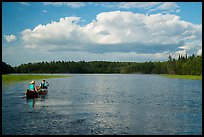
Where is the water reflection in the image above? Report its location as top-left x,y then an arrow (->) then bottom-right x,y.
26,94 -> 48,109
26,99 -> 35,108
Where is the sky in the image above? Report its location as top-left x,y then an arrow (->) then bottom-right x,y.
2,2 -> 202,66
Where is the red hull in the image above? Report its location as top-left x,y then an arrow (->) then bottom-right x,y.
26,89 -> 38,99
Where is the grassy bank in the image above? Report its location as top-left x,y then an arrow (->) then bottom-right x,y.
2,74 -> 72,83
162,74 -> 202,80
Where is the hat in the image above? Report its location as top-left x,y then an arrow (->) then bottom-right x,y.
30,80 -> 35,84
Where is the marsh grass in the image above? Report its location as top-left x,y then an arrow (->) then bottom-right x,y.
2,74 -> 72,83
162,74 -> 202,80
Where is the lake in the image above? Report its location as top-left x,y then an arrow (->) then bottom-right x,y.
2,74 -> 202,135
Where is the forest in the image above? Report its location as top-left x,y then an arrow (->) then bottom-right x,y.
2,54 -> 202,75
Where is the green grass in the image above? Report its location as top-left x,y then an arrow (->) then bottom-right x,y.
2,74 -> 72,83
162,74 -> 202,80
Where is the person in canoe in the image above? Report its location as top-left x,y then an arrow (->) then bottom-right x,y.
39,79 -> 49,89
27,80 -> 39,98
29,80 -> 38,91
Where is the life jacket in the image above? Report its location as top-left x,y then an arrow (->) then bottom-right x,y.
41,82 -> 47,89
29,84 -> 35,91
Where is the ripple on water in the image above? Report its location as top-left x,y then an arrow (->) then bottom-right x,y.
2,74 -> 202,135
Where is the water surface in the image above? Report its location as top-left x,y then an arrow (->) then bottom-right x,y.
2,74 -> 202,135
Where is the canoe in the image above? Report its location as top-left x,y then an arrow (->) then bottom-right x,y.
38,89 -> 48,95
26,89 -> 38,99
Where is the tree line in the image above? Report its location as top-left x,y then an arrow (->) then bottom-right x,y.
2,61 -> 14,74
2,54 -> 202,75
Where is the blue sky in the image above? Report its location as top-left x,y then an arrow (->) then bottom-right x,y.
2,2 -> 202,66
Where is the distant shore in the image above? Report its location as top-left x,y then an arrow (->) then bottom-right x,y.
162,74 -> 202,80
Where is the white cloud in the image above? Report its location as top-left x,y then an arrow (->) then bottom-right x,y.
21,16 -> 82,51
108,2 -> 180,14
148,2 -> 180,14
43,2 -> 85,8
117,2 -> 161,9
42,10 -> 47,13
19,2 -> 30,6
42,2 -> 180,14
176,39 -> 202,57
197,49 -> 202,55
3,45 -> 170,66
157,2 -> 179,10
20,11 -> 201,56
4,34 -> 17,43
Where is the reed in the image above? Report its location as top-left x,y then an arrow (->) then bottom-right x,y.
2,74 -> 71,83
162,74 -> 202,80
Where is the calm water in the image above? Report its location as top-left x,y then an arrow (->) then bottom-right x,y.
2,74 -> 202,135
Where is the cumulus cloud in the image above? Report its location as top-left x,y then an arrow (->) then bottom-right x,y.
4,34 -> 17,43
43,2 -> 85,8
20,11 -> 202,56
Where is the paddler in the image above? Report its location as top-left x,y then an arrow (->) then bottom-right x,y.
28,80 -> 39,94
39,79 -> 49,89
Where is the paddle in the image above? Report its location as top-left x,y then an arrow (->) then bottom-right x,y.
36,89 -> 40,98
21,90 -> 27,98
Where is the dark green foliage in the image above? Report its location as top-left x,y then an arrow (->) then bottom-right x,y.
2,61 -> 14,74
4,54 -> 202,75
167,54 -> 202,76
152,62 -> 167,74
